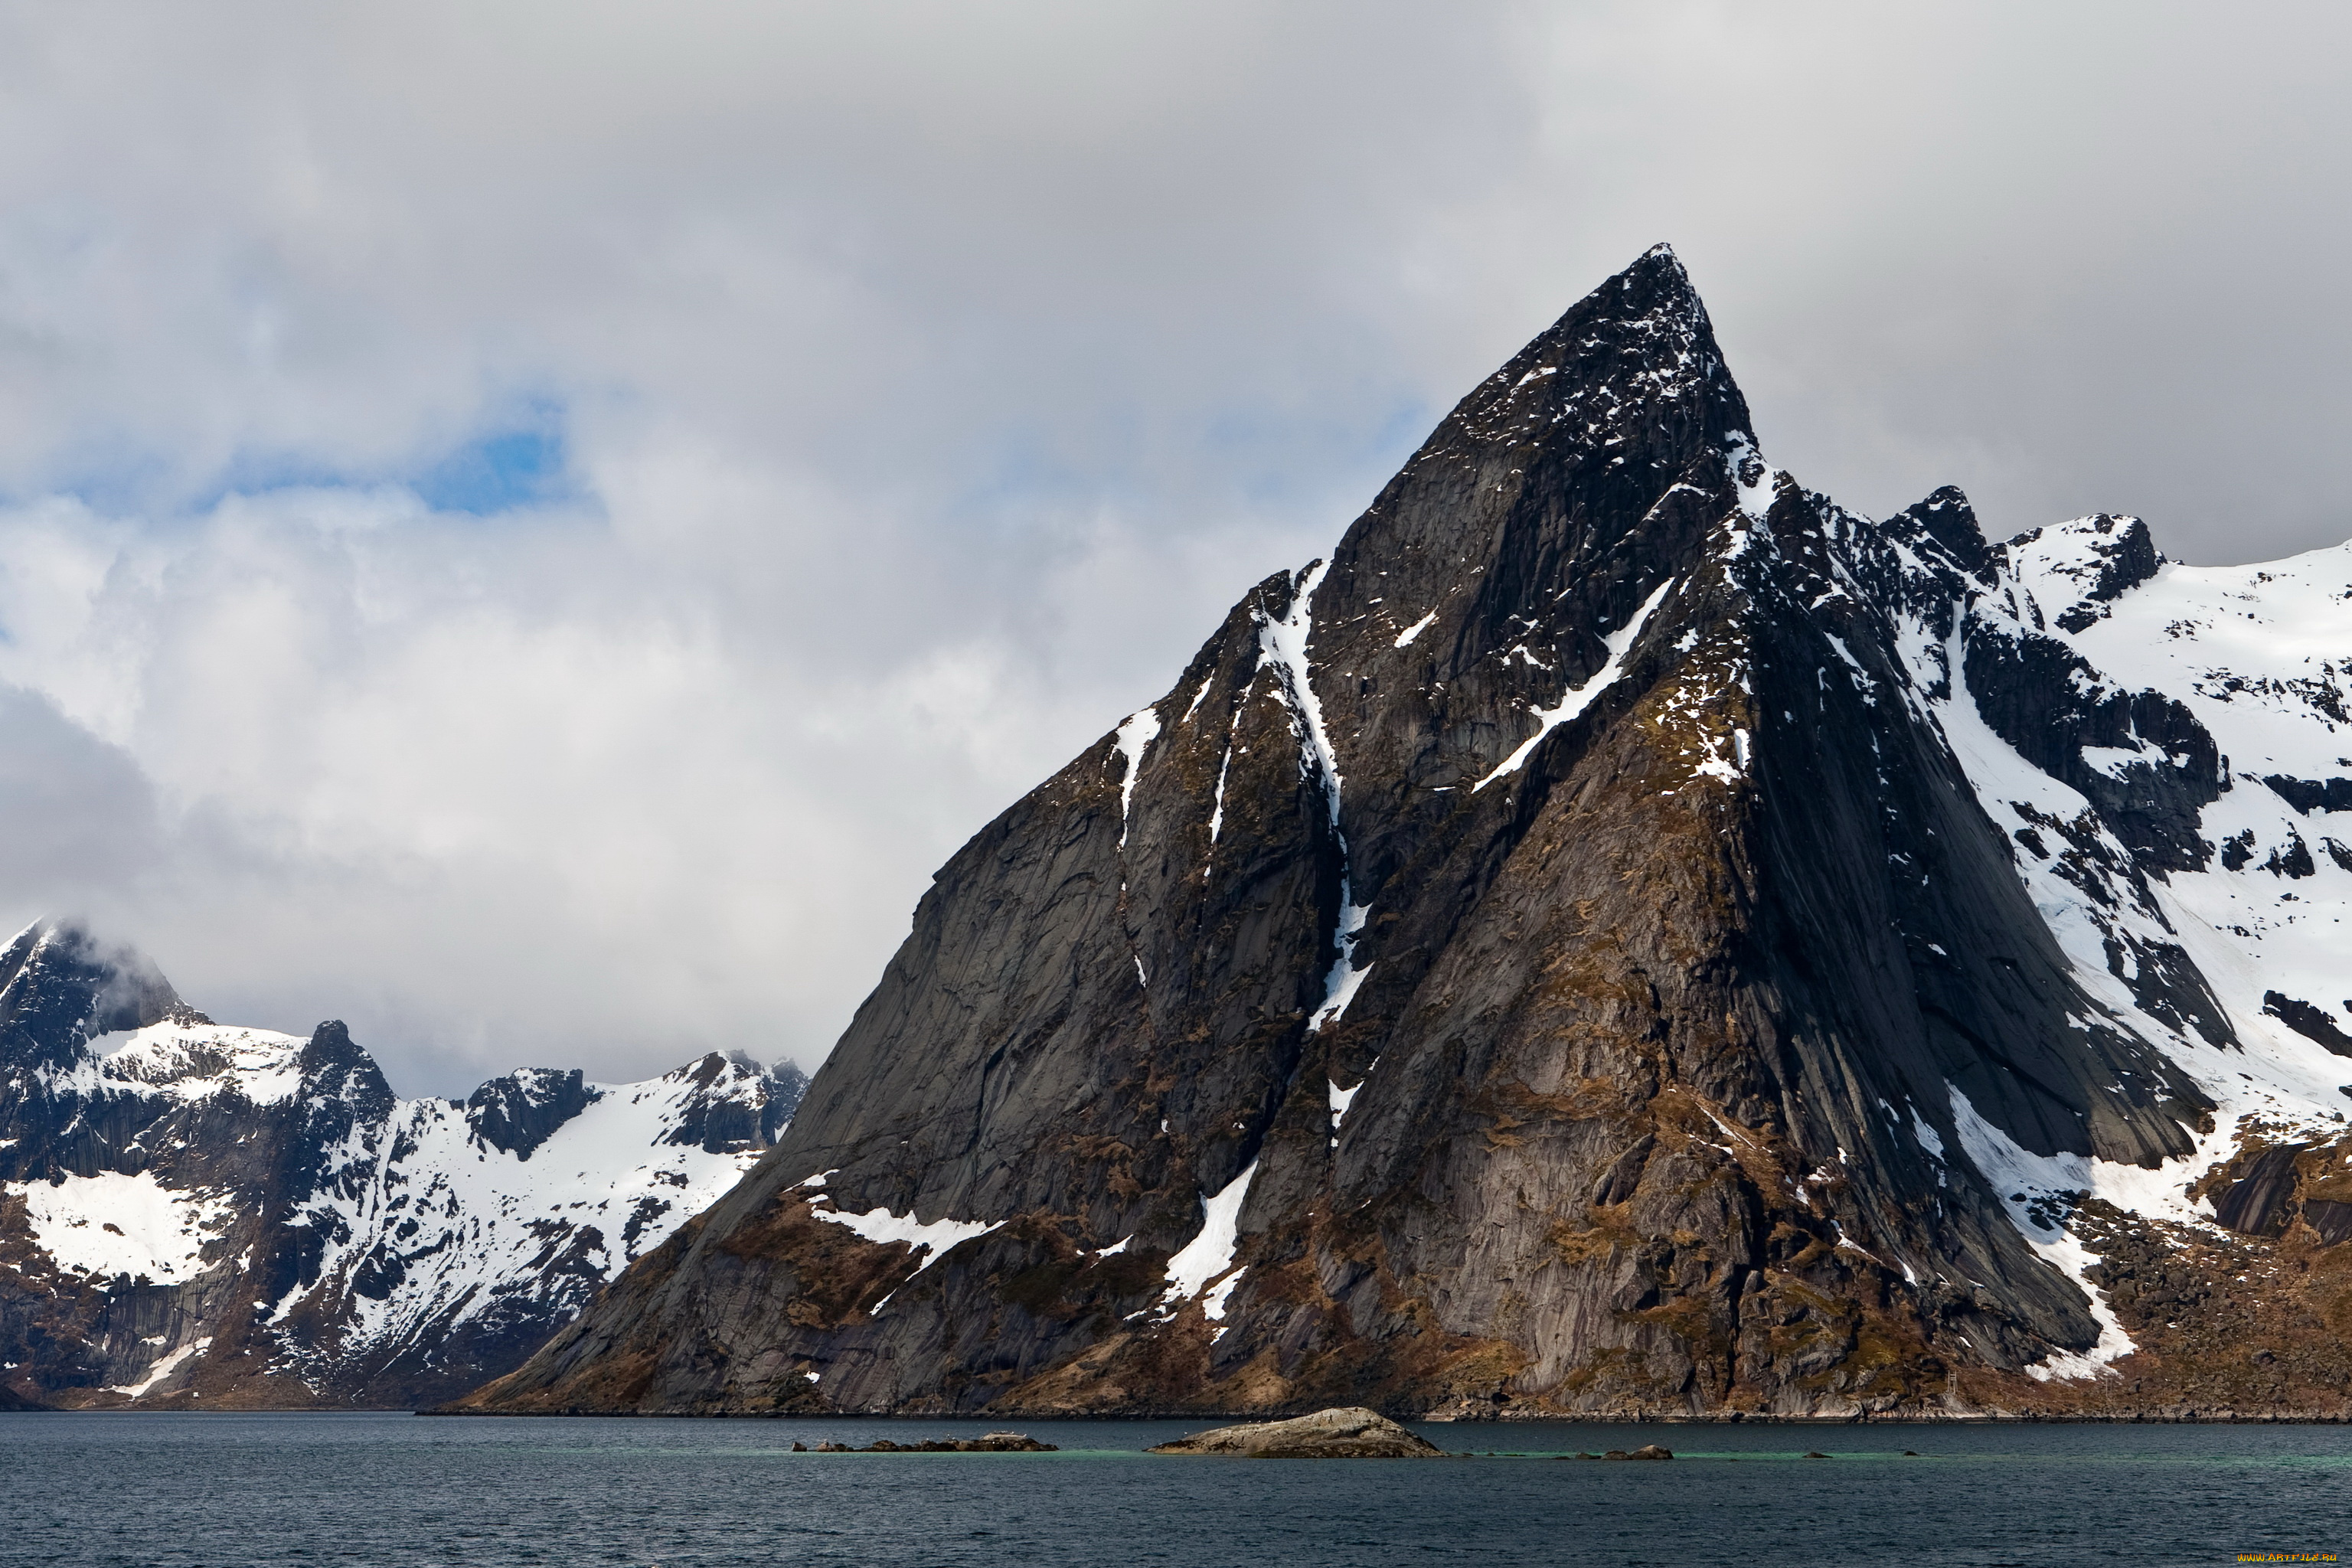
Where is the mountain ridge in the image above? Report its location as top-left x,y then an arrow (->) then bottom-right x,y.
0,917 -> 808,1408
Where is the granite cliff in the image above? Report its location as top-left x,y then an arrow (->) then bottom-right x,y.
455,247 -> 2352,1419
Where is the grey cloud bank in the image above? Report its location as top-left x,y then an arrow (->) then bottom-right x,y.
0,1 -> 2342,1091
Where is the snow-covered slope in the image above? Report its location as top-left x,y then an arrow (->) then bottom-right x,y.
1813,499 -> 2352,1384
0,920 -> 806,1408
2058,536 -> 2352,1072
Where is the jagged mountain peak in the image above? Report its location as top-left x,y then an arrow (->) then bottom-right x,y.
1993,513 -> 2166,634
438,255 -> 2352,1423
1885,484 -> 1989,571
1271,253 -> 1782,875
2,957 -> 812,1407
296,1018 -> 396,1119
461,250 -> 2254,1421
0,918 -> 198,1076
1484,240 -> 1720,387
1351,245 -> 1751,586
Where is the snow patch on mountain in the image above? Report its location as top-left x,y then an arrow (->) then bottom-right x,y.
1475,577 -> 1676,791
1328,1076 -> 1365,1130
1112,705 -> 1161,846
6,1169 -> 234,1284
808,1197 -> 1004,1276
265,1055 -> 786,1370
43,1023 -> 309,1106
1393,610 -> 1437,648
109,1336 -> 210,1397
1259,560 -> 1377,1040
1945,1087 -> 2142,1380
1159,1158 -> 1258,1312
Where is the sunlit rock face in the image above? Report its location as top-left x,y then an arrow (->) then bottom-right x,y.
0,918 -> 806,1408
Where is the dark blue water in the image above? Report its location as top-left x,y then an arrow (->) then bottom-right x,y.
6,1412 -> 2348,1566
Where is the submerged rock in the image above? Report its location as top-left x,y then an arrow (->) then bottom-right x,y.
1148,1406 -> 1442,1459
812,1431 -> 1056,1453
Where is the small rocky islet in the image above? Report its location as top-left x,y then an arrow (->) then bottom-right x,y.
1146,1407 -> 1444,1458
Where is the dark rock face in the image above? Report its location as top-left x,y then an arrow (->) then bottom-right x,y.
1962,628 -> 2226,873
454,246 -> 2311,1423
2262,776 -> 2352,815
0,920 -> 806,1410
2304,1200 -> 2352,1247
2213,1145 -> 2304,1236
467,1068 -> 600,1159
2262,993 -> 2352,1058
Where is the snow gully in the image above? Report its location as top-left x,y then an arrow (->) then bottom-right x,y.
1256,560 -> 1371,1034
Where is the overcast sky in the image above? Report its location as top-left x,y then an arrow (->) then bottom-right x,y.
2,2 -> 2347,1093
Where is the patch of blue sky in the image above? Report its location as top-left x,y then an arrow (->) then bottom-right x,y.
158,403 -> 580,520
410,422 -> 573,516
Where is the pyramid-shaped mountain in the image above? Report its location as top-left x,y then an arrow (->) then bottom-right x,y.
456,247 -> 2352,1419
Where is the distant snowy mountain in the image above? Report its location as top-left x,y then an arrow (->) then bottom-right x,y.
0,920 -> 806,1408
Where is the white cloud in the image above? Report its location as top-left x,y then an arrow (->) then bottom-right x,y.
0,2 -> 2349,1089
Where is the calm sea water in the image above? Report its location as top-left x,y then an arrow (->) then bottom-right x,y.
5,1411 -> 2348,1566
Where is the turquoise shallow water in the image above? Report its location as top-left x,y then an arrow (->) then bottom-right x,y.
6,1411 -> 2350,1566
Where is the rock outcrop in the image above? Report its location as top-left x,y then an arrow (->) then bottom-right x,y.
0,920 -> 807,1408
451,245 -> 2352,1421
1148,1406 -> 1441,1457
